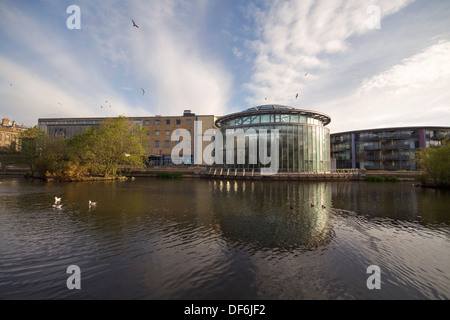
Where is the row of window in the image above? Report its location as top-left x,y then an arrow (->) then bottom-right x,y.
219,114 -> 324,128
153,140 -> 191,148
135,119 -> 192,126
40,119 -> 193,127
219,125 -> 331,172
151,129 -> 191,136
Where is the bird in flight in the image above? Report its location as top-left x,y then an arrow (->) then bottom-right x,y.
141,88 -> 145,96
296,93 -> 299,99
132,19 -> 139,28
305,72 -> 308,76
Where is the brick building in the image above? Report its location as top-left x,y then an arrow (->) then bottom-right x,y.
0,117 -> 28,150
38,110 -> 218,166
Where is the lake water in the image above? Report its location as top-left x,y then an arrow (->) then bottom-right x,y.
0,177 -> 449,300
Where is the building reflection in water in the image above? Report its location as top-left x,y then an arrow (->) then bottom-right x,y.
210,180 -> 335,253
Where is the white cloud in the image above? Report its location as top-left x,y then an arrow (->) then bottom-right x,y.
0,56 -> 147,125
317,41 -> 450,133
244,0 -> 415,106
0,0 -> 233,124
82,0 -> 233,117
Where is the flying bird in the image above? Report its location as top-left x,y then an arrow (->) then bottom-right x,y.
54,197 -> 61,204
305,72 -> 308,76
132,19 -> 139,28
141,88 -> 145,95
296,93 -> 299,99
10,83 -> 12,87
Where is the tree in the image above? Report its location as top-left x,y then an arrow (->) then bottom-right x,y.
417,139 -> 450,187
68,116 -> 148,177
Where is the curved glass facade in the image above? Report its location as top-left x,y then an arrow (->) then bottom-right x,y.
215,105 -> 331,173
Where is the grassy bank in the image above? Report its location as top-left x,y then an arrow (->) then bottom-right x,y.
157,172 -> 183,179
365,176 -> 400,183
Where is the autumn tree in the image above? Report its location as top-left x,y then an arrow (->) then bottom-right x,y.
417,139 -> 450,187
68,116 -> 148,177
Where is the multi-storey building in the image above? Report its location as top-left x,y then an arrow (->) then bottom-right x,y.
38,110 -> 217,166
331,126 -> 450,171
0,117 -> 28,150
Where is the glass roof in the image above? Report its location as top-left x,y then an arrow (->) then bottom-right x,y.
246,105 -> 295,111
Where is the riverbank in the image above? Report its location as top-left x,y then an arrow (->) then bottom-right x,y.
0,165 -> 427,183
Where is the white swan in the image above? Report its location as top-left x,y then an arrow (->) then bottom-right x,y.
54,196 -> 61,204
89,200 -> 97,207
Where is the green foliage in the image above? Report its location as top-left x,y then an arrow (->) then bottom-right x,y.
33,136 -> 70,178
68,117 -> 148,177
417,139 -> 450,187
17,117 -> 149,180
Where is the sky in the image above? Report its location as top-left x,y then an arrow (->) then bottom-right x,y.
0,0 -> 449,133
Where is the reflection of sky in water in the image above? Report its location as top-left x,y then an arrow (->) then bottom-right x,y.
0,178 -> 449,299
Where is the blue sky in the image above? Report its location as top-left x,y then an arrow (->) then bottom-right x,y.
0,0 -> 449,133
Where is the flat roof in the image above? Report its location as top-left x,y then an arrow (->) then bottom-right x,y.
331,126 -> 450,136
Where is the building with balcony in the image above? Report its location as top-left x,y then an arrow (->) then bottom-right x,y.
330,127 -> 450,171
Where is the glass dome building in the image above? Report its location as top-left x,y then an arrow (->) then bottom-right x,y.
215,105 -> 331,173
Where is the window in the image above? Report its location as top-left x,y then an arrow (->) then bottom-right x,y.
165,130 -> 170,136
155,141 -> 159,148
166,120 -> 170,125
134,120 -> 142,127
280,114 -> 289,122
155,120 -> 160,125
261,114 -> 270,123
186,119 -> 192,125
165,140 -> 170,148
176,119 -> 181,125
145,120 -> 150,125
250,115 -> 260,124
155,130 -> 160,136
